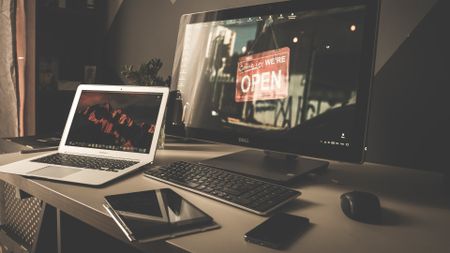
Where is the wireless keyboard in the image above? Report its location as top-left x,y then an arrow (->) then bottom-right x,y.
144,161 -> 300,215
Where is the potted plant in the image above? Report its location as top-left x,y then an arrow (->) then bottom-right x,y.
120,58 -> 171,148
120,58 -> 171,86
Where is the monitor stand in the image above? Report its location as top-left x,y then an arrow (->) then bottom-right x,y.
199,149 -> 329,184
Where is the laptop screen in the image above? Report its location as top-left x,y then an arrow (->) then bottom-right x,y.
65,90 -> 164,153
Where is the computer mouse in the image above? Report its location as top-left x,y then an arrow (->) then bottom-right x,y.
340,191 -> 382,224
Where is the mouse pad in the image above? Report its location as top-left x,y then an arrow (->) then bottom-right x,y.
28,166 -> 80,178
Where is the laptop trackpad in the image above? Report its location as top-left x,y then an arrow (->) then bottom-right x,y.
28,166 -> 81,178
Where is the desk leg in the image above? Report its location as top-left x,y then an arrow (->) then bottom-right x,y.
56,208 -> 62,253
31,203 -> 58,253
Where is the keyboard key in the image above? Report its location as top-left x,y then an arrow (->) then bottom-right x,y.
222,187 -> 242,196
32,153 -> 138,172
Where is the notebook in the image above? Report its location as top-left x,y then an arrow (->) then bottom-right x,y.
0,84 -> 169,185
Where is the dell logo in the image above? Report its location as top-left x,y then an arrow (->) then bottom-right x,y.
238,137 -> 250,144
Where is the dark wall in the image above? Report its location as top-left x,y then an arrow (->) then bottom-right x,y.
105,0 -> 284,78
105,0 -> 447,172
105,0 -> 437,77
367,0 -> 450,173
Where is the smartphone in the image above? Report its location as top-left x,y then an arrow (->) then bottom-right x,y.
244,213 -> 310,249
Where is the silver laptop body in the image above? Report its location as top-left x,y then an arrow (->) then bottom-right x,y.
0,84 -> 169,185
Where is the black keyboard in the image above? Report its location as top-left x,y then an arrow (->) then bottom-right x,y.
144,161 -> 300,215
32,153 -> 138,172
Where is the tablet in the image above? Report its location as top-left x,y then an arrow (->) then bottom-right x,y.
104,188 -> 211,224
104,188 -> 218,242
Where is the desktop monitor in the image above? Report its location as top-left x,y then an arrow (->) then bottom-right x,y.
169,0 -> 380,183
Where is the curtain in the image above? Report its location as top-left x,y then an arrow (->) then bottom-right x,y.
0,0 -> 19,138
16,0 -> 25,136
22,0 -> 35,136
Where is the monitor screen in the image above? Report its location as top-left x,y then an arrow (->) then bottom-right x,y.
171,0 -> 379,162
65,91 -> 164,153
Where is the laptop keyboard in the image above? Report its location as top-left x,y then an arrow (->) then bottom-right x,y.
144,161 -> 300,215
32,153 -> 138,172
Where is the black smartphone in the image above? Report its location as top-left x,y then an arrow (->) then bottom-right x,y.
244,213 -> 310,249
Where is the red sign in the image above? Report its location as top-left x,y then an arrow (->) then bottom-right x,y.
235,47 -> 290,102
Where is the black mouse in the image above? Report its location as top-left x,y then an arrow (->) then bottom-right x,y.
340,191 -> 382,224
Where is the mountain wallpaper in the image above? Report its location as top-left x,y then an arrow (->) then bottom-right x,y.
66,91 -> 162,152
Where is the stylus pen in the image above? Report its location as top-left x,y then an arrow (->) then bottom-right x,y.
103,204 -> 136,242
20,146 -> 58,154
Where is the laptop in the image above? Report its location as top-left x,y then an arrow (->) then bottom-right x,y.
0,84 -> 169,185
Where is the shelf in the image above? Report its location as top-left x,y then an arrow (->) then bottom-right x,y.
35,1 -> 107,134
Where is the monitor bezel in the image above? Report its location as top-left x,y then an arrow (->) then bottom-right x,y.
170,0 -> 380,163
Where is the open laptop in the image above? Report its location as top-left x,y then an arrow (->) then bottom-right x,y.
0,85 -> 169,185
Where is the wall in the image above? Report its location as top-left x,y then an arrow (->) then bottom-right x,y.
105,0 -> 285,78
367,0 -> 450,172
105,0 -> 445,171
105,0 -> 437,76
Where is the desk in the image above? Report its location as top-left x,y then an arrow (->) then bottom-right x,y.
1,141 -> 450,253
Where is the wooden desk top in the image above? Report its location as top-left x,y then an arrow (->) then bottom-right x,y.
1,142 -> 449,253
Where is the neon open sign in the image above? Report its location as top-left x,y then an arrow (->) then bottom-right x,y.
235,47 -> 290,102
